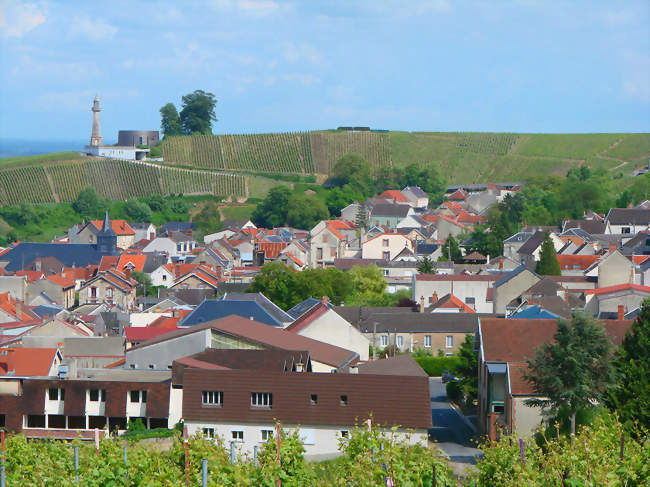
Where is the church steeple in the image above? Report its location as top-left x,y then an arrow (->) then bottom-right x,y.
97,211 -> 117,254
90,95 -> 102,147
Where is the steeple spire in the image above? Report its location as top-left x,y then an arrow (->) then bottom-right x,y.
101,210 -> 111,232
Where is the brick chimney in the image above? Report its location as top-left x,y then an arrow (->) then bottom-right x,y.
617,305 -> 625,320
432,291 -> 438,303
419,296 -> 424,313
322,296 -> 329,306
125,267 -> 131,280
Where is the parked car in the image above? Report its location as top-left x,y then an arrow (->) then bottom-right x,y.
441,370 -> 459,383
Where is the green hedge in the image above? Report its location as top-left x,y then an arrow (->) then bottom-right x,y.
121,428 -> 176,440
414,356 -> 460,376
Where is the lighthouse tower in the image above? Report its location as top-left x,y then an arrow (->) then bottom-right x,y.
90,95 -> 102,147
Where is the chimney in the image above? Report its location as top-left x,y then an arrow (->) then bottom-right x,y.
125,267 -> 131,280
432,291 -> 438,303
419,296 -> 424,313
322,296 -> 329,306
608,244 -> 616,253
617,305 -> 625,320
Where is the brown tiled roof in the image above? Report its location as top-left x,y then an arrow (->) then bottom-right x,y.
180,368 -> 432,429
355,354 -> 428,377
507,362 -> 536,395
285,302 -> 330,333
132,315 -> 358,368
480,318 -> 634,362
174,349 -> 310,373
417,273 -> 504,282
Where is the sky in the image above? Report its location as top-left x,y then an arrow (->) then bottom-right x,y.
0,0 -> 649,142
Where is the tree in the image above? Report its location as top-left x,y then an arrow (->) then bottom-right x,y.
180,90 -> 217,135
535,232 -> 561,275
439,236 -> 462,262
453,334 -> 478,407
330,154 -> 372,196
354,202 -> 368,231
132,271 -> 157,297
73,187 -> 106,219
248,262 -> 299,310
250,186 -> 291,228
193,200 -> 222,238
159,103 -> 182,137
124,199 -> 152,222
606,298 -> 650,435
286,193 -> 330,229
416,256 -> 436,274
524,313 -> 616,435
348,265 -> 387,305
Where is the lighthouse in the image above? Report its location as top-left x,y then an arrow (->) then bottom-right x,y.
90,95 -> 102,147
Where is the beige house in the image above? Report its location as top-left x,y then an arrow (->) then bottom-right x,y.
588,250 -> 636,288
27,273 -> 76,309
493,265 -> 541,315
436,215 -> 470,241
76,220 -> 135,249
414,274 -> 500,314
287,300 -> 369,361
310,223 -> 351,268
583,283 -> 650,317
78,270 -> 137,311
361,233 -> 413,261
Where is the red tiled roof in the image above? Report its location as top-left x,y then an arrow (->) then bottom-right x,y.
437,214 -> 470,229
456,210 -> 487,224
45,273 -> 75,289
117,254 -> 147,273
430,293 -> 476,313
15,270 -> 44,282
421,214 -> 438,223
124,326 -> 179,342
632,255 -> 650,265
0,347 -> 58,376
508,362 -> 536,395
378,190 -> 410,203
556,254 -> 600,270
99,256 -> 119,272
448,189 -> 468,201
257,242 -> 288,259
0,293 -> 37,321
481,318 -> 633,362
283,252 -> 305,267
91,220 -> 135,236
585,283 -> 650,296
285,302 -> 330,333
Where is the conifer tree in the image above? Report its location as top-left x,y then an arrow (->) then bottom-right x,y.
535,232 -> 561,275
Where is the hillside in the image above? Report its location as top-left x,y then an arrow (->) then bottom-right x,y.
162,132 -> 650,183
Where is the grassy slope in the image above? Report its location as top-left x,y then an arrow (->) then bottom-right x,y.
0,151 -> 90,168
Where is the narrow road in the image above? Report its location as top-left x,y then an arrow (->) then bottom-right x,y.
428,378 -> 482,467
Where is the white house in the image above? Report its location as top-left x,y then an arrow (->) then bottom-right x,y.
361,233 -> 413,261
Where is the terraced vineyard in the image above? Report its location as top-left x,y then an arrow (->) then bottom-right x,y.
161,131 -> 649,183
0,158 -> 246,205
162,133 -> 314,173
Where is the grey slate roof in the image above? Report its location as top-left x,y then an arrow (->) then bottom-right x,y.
370,204 -> 410,218
606,208 -> 650,225
517,231 -> 546,256
180,299 -> 286,327
287,298 -> 322,320
220,293 -> 293,324
402,186 -> 428,198
563,219 -> 606,235
504,232 -> 532,244
494,264 -> 537,288
160,222 -> 195,232
0,243 -> 109,272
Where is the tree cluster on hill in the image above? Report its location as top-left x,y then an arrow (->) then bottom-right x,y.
160,89 -> 217,137
248,262 -> 410,310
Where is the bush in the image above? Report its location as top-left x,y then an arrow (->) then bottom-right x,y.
122,427 -> 176,440
414,356 -> 460,376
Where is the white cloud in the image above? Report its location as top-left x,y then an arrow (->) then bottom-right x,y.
282,72 -> 320,85
0,0 -> 46,38
211,0 -> 282,16
11,53 -> 99,79
282,41 -> 323,66
68,14 -> 117,42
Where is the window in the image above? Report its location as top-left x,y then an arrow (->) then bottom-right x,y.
232,430 -> 244,442
129,364 -> 136,369
340,395 -> 348,406
382,239 -> 389,247
383,269 -> 389,276
202,391 -> 223,406
48,388 -> 64,401
148,364 -> 155,370
129,390 -> 147,403
322,234 -> 329,244
622,227 -> 631,234
251,392 -> 272,408
90,287 -> 97,299
202,427 -> 215,439
340,430 -> 349,439
106,287 -> 114,299
465,297 -> 475,305
396,335 -> 403,348
317,248 -> 323,260
380,335 -> 388,347
310,394 -> 318,405
424,335 -> 432,348
383,251 -> 390,260
162,275 -> 167,281
261,429 -> 274,441
89,389 -> 106,402
445,353 -> 453,357
446,336 -> 454,348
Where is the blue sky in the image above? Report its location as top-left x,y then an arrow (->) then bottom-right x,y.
1,0 -> 648,142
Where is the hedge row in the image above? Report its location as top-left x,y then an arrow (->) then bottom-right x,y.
414,356 -> 460,376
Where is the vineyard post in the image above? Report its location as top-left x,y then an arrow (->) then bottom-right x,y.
201,458 -> 208,487
74,445 -> 79,484
94,428 -> 99,454
619,433 -> 624,464
254,445 -> 258,467
1,430 -> 5,487
230,441 -> 235,464
123,443 -> 128,483
276,422 -> 281,487
183,426 -> 190,486
519,438 -> 525,465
